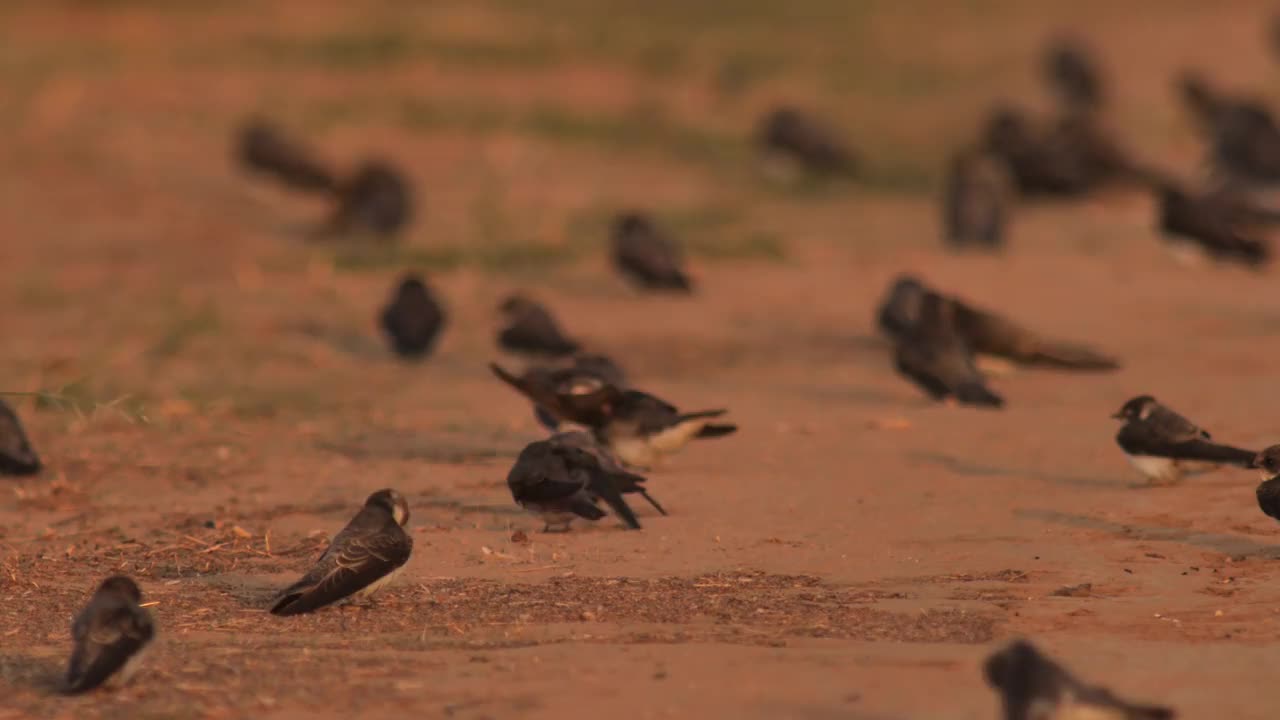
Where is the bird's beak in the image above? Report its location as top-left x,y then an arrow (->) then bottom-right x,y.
1110,411 -> 1124,420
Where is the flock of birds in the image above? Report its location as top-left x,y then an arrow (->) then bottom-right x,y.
8,22 -> 1280,719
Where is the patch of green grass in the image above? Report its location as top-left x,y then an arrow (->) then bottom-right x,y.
687,231 -> 788,262
242,30 -> 414,70
14,380 -> 150,423
148,303 -> 221,360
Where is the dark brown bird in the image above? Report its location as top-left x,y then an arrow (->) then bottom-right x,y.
329,160 -> 413,238
943,148 -> 1012,250
1178,72 -> 1280,184
1252,445 -> 1280,522
497,295 -> 580,357
490,359 -> 617,431
271,489 -> 412,616
892,292 -> 1003,408
65,576 -> 156,694
0,398 -> 41,476
877,276 -> 1120,371
757,105 -> 858,177
611,212 -> 693,292
1156,181 -> 1270,267
506,435 -> 645,531
1043,35 -> 1105,115
985,640 -> 1175,720
236,119 -> 338,193
552,431 -> 667,516
379,273 -> 446,359
1112,395 -> 1257,485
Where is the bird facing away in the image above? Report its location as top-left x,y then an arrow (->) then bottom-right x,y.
0,398 -> 42,476
497,295 -> 580,357
551,431 -> 667,516
379,273 -> 446,359
271,489 -> 413,616
1253,445 -> 1280,523
329,160 -> 413,239
943,148 -> 1013,250
985,640 -> 1175,720
1155,181 -> 1271,267
757,105 -> 858,177
892,292 -> 1004,408
65,576 -> 156,694
1043,35 -> 1105,116
876,276 -> 1120,371
236,119 -> 338,193
506,436 -> 645,531
611,212 -> 694,292
1112,396 -> 1257,485
1177,72 -> 1280,185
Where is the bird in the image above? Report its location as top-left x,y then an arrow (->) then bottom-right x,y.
65,576 -> 156,694
329,160 -> 413,239
877,276 -> 1120,372
0,398 -> 42,476
1111,396 -> 1257,485
1252,445 -> 1280,522
1177,72 -> 1280,185
551,431 -> 667,516
942,148 -> 1012,250
379,273 -> 446,359
1043,35 -> 1105,116
497,295 -> 580,357
491,354 -> 626,432
756,105 -> 858,177
611,212 -> 693,292
981,106 -> 1095,197
270,489 -> 412,616
506,436 -> 645,531
1155,181 -> 1270,267
236,119 -> 338,193
892,292 -> 1004,408
985,640 -> 1175,720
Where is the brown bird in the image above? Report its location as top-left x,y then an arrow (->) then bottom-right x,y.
1112,395 -> 1257,485
1155,181 -> 1270,267
611,212 -> 693,292
1177,71 -> 1280,185
986,640 -> 1175,720
757,105 -> 858,177
943,148 -> 1013,250
0,398 -> 41,476
497,295 -> 580,357
506,435 -> 645,531
1253,445 -> 1280,523
65,576 -> 156,694
329,160 -> 413,239
1043,35 -> 1105,116
892,292 -> 1004,408
379,273 -> 446,359
236,119 -> 338,193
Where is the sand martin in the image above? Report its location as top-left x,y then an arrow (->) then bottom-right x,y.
271,489 -> 412,616
65,576 -> 156,694
1251,446 -> 1280,523
892,291 -> 1004,408
491,355 -> 626,431
329,160 -> 412,239
552,431 -> 667,516
1155,181 -> 1270,267
611,212 -> 693,292
981,106 -> 1094,197
497,295 -> 580,357
236,119 -> 337,193
0,398 -> 42,476
943,148 -> 1012,250
1043,35 -> 1104,116
507,436 -> 646,531
757,105 -> 858,177
1178,71 -> 1280,185
379,273 -> 446,359
1112,396 -> 1257,484
985,640 -> 1175,720
877,276 -> 1120,371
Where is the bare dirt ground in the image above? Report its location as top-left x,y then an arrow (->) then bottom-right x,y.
5,1 -> 1280,718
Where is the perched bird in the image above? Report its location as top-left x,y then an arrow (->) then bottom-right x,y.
878,276 -> 1118,372
552,431 -> 667,516
65,576 -> 156,694
329,160 -> 413,238
236,119 -> 338,193
1252,445 -> 1280,522
379,273 -> 446,359
611,212 -> 693,292
1043,35 -> 1105,115
757,105 -> 858,177
985,640 -> 1175,720
1155,181 -> 1270,267
497,295 -> 580,357
506,436 -> 645,531
981,106 -> 1095,197
942,148 -> 1012,250
0,398 -> 42,476
892,292 -> 1004,408
1177,72 -> 1280,184
1112,396 -> 1257,485
271,489 -> 412,616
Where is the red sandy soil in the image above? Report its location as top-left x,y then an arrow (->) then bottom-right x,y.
4,1 -> 1280,718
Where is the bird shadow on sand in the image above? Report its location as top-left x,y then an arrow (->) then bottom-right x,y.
0,653 -> 66,695
908,451 -> 1136,489
1017,508 -> 1280,559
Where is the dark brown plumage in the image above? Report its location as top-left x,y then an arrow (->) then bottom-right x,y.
1156,181 -> 1271,267
757,105 -> 858,177
611,212 -> 693,292
329,160 -> 413,238
943,148 -> 1012,250
891,292 -> 1004,408
497,295 -> 580,357
1177,72 -> 1280,184
1043,35 -> 1105,115
506,435 -> 644,531
65,576 -> 155,694
236,119 -> 338,193
1112,395 -> 1257,484
0,398 -> 41,476
379,273 -> 446,359
1253,445 -> 1280,522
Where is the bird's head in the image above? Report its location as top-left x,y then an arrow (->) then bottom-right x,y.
1112,395 -> 1158,422
367,488 -> 411,527
1253,446 -> 1280,475
97,575 -> 143,603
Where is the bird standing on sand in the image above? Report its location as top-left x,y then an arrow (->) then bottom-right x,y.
271,489 -> 412,616
497,295 -> 580,357
1043,35 -> 1105,116
0,398 -> 42,476
943,148 -> 1012,250
65,576 -> 156,694
1155,181 -> 1270,268
506,435 -> 649,531
611,212 -> 694,292
1177,72 -> 1280,185
985,640 -> 1175,720
379,273 -> 446,359
757,105 -> 858,177
891,292 -> 1004,408
1111,396 -> 1257,485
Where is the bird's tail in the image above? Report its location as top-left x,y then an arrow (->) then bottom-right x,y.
954,383 -> 1005,408
610,469 -> 669,516
238,124 -> 338,194
697,423 -> 738,438
1026,340 -> 1121,371
1174,440 -> 1257,467
1227,237 -> 1271,267
588,473 -> 641,530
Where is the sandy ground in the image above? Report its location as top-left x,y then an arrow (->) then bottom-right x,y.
4,1 -> 1280,718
